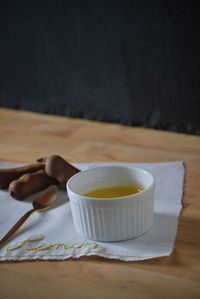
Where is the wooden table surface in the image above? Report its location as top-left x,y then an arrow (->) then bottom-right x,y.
0,108 -> 200,299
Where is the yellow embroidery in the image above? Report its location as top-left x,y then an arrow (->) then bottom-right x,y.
6,235 -> 100,253
2,235 -> 152,260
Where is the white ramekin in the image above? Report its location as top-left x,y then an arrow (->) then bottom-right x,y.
67,166 -> 155,242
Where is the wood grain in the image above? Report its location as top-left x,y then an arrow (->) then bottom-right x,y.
0,108 -> 200,299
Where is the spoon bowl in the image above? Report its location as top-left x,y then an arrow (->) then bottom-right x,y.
0,185 -> 58,247
33,185 -> 58,211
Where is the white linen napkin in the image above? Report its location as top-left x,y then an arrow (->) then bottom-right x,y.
0,161 -> 184,262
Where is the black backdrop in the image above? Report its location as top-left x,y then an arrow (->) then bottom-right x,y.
0,1 -> 199,134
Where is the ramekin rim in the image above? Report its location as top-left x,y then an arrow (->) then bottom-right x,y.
66,165 -> 155,201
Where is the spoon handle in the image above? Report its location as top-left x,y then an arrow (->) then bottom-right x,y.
0,209 -> 34,247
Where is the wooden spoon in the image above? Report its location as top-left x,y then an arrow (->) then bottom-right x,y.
0,185 -> 58,247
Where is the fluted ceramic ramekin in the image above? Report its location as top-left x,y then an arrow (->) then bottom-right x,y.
67,166 -> 155,242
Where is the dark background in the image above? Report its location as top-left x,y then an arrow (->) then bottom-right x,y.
0,0 -> 199,134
